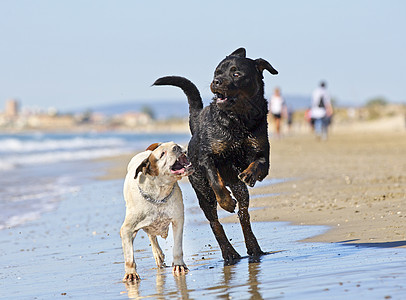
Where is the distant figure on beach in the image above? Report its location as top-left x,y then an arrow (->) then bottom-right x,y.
311,81 -> 333,140
269,87 -> 287,138
305,107 -> 314,131
287,105 -> 294,132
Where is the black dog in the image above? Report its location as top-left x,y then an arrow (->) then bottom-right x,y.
153,48 -> 278,262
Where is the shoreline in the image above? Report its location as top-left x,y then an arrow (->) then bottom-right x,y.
98,130 -> 406,247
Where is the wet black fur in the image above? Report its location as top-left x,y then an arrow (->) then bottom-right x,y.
153,48 -> 278,263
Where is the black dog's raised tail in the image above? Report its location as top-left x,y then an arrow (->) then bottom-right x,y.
153,76 -> 203,135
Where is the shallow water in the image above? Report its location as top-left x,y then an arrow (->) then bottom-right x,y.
1,178 -> 405,299
0,132 -> 191,230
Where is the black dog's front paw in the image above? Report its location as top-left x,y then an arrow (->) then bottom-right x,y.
247,247 -> 266,257
239,160 -> 268,187
238,170 -> 257,187
223,248 -> 242,265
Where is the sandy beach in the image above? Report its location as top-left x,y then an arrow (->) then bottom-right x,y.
234,131 -> 406,247
100,129 -> 406,248
2,126 -> 406,299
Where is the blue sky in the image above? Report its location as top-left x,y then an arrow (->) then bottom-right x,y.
1,0 -> 405,111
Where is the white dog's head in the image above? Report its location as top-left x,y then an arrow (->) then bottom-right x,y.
134,142 -> 194,180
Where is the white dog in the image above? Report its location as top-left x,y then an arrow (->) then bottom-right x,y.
120,142 -> 194,281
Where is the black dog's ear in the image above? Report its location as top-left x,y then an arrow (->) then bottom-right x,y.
134,155 -> 159,179
255,58 -> 278,75
229,48 -> 246,58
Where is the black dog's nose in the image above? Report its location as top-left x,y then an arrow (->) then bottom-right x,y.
213,78 -> 222,86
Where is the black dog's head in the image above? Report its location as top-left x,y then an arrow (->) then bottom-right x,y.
210,48 -> 278,112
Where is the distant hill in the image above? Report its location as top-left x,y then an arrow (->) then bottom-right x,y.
78,95 -> 312,120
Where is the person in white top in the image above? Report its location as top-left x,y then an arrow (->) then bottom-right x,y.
269,87 -> 287,138
311,81 -> 333,140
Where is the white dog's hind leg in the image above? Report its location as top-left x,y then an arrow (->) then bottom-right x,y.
171,219 -> 188,275
148,234 -> 165,268
120,224 -> 140,281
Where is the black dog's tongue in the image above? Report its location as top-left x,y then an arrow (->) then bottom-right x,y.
215,93 -> 227,103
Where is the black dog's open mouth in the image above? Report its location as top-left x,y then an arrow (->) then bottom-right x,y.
171,154 -> 194,175
214,92 -> 237,104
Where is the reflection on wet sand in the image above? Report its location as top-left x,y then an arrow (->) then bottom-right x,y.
123,256 -> 271,299
247,261 -> 264,300
124,280 -> 140,299
221,260 -> 265,300
125,268 -> 191,299
174,274 -> 190,299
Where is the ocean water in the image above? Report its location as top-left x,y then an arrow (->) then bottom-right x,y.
0,131 -> 190,230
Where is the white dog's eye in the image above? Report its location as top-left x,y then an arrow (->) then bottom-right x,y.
160,151 -> 166,159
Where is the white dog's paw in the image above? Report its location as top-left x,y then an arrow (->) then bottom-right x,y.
172,265 -> 189,276
123,272 -> 141,282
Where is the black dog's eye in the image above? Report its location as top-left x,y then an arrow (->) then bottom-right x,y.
233,72 -> 240,78
160,151 -> 166,159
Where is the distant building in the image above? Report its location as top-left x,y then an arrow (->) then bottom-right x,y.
26,114 -> 76,129
115,112 -> 152,127
5,99 -> 19,118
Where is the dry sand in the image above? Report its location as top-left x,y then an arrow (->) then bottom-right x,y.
100,129 -> 406,247
233,131 -> 406,247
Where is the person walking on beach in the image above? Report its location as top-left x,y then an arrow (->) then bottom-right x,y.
269,87 -> 287,138
311,81 -> 333,140
286,105 -> 294,133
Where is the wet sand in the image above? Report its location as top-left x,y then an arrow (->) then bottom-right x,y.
2,178 -> 405,299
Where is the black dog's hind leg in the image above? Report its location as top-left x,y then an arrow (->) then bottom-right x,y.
204,157 -> 236,213
189,175 -> 241,263
229,182 -> 265,257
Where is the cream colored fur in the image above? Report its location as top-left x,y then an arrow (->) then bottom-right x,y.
120,142 -> 193,281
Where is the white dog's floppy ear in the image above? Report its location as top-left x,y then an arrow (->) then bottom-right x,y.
133,143 -> 162,179
229,47 -> 246,58
146,143 -> 161,151
134,154 -> 159,179
255,58 -> 278,75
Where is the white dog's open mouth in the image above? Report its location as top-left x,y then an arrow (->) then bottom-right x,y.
171,154 -> 194,175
